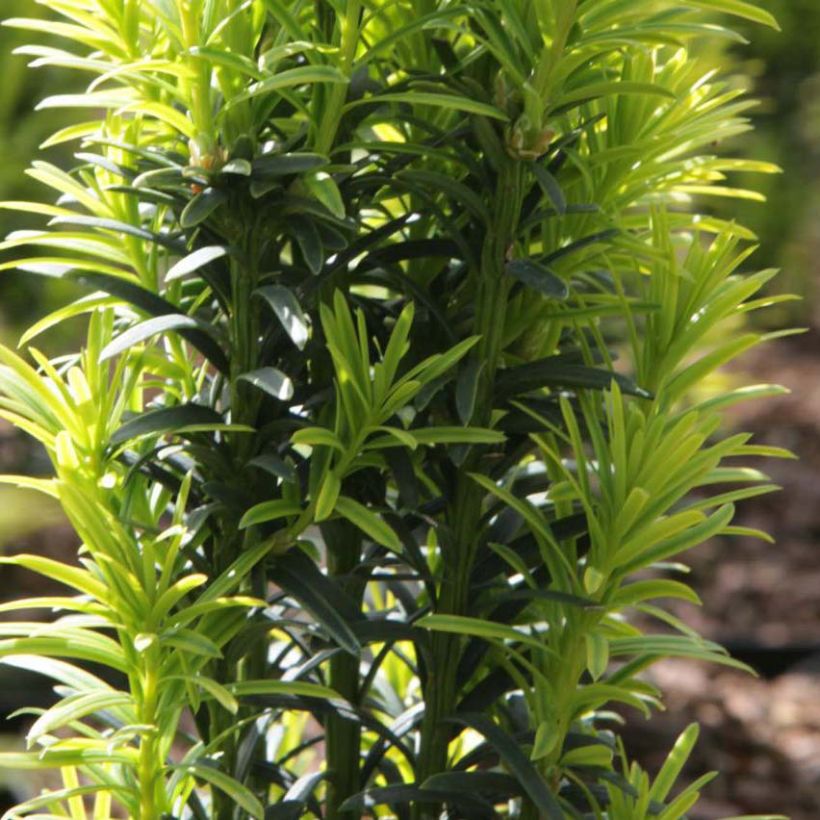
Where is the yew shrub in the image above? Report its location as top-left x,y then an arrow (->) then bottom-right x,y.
0,1 -> 790,818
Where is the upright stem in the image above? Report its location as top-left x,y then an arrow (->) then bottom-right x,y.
323,519 -> 364,819
211,242 -> 265,818
137,643 -> 165,818
540,613 -> 598,790
414,160 -> 525,818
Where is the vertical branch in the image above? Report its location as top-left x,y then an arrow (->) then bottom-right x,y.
414,159 -> 525,816
211,224 -> 266,814
323,519 -> 364,819
137,641 -> 166,818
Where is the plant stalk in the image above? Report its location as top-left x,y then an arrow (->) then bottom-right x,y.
137,644 -> 164,819
323,519 -> 364,819
414,159 -> 525,818
210,242 -> 265,816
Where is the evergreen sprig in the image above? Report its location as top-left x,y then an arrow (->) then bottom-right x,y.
0,1 -> 790,818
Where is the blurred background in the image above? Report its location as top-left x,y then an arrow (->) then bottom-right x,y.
0,0 -> 817,816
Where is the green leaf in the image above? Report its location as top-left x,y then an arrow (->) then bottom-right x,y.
373,426 -> 418,450
27,690 -> 133,744
199,541 -> 275,603
255,285 -> 309,349
61,271 -> 229,372
315,471 -> 341,521
571,682 -> 654,718
165,245 -> 228,281
619,504 -> 735,573
497,359 -> 651,400
468,473 -> 575,579
456,358 -> 485,425
247,454 -> 297,483
531,720 -> 559,760
238,367 -> 294,401
19,293 -> 116,345
1,655 -> 114,697
168,675 -> 238,714
531,165 -> 566,214
649,723 -> 700,803
609,635 -> 753,672
167,597 -> 264,629
500,588 -> 598,609
180,188 -> 227,229
409,427 -> 505,446
403,336 -> 480,383
169,763 -> 264,820
0,475 -> 58,498
334,496 -> 401,551
129,101 -> 199,138
616,509 -> 707,567
685,0 -> 780,29
541,229 -> 619,265
379,302 -> 414,387
162,629 -> 222,658
151,574 -> 208,622
230,678 -> 345,702
355,7 -> 466,65
417,614 -> 544,652
421,771 -> 520,796
0,783 -> 128,816
240,499 -> 303,529
252,152 -> 327,177
448,714 -> 563,819
505,260 -> 569,299
292,427 -> 344,450
188,45 -> 265,78
585,631 -> 609,681
657,772 -> 717,820
0,554 -> 107,600
397,170 -> 489,222
236,66 -> 346,102
610,580 -> 701,609
99,314 -> 218,362
554,81 -> 677,110
45,215 -> 184,252
267,549 -> 361,656
290,215 -> 324,274
0,747 -> 136,770
110,404 -> 228,445
0,634 -> 128,673
346,92 -> 508,121
302,172 -> 345,219
561,743 -> 613,769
